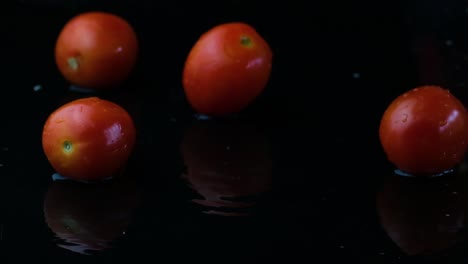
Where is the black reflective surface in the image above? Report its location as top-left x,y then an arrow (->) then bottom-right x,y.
3,0 -> 468,263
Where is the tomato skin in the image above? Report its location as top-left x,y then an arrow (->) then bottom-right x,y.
182,22 -> 272,116
379,86 -> 468,176
42,97 -> 136,181
55,12 -> 138,89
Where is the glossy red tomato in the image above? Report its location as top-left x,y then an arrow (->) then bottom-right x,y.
42,97 -> 136,181
55,12 -> 138,89
182,22 -> 273,116
379,85 -> 468,176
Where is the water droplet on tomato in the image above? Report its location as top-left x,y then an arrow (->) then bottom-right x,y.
401,114 -> 408,122
440,120 -> 448,126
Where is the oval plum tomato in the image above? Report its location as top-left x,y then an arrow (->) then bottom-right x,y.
42,97 -> 136,181
379,85 -> 468,176
182,22 -> 272,116
55,12 -> 138,90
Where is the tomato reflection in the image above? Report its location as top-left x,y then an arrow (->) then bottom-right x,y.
180,119 -> 272,216
376,162 -> 468,256
43,173 -> 139,255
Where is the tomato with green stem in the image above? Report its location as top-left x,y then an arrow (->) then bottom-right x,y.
182,22 -> 273,116
42,97 -> 136,181
55,12 -> 138,90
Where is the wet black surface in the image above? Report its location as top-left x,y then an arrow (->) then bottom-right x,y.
3,0 -> 468,263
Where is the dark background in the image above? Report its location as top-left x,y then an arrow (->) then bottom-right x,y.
2,0 -> 468,263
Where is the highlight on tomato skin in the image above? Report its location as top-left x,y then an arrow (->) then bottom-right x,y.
54,11 -> 139,90
379,85 -> 468,176
41,97 -> 136,182
182,22 -> 273,117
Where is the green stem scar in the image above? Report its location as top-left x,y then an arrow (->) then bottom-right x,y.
67,57 -> 79,71
240,35 -> 253,47
63,141 -> 73,154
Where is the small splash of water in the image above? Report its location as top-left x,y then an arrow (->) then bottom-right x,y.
194,114 -> 212,120
52,173 -> 68,181
51,173 -> 114,183
394,168 -> 454,178
69,85 -> 97,94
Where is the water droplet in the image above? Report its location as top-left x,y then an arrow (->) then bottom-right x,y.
446,40 -> 454,46
413,88 -> 419,92
195,114 -> 211,120
226,145 -> 231,151
122,231 -> 126,235
352,73 -> 360,79
339,245 -> 345,249
440,120 -> 448,126
33,84 -> 42,92
52,173 -> 67,181
446,213 -> 451,217
452,191 -> 458,195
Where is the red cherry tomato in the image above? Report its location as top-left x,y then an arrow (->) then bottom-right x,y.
42,97 -> 136,181
182,22 -> 273,116
55,12 -> 138,89
379,85 -> 468,176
